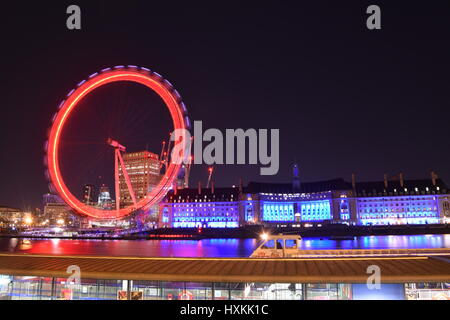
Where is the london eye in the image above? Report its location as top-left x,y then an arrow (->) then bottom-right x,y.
44,66 -> 190,220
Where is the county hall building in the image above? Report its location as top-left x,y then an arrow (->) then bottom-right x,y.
159,167 -> 450,228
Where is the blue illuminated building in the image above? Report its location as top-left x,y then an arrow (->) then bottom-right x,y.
161,187 -> 240,228
159,169 -> 450,228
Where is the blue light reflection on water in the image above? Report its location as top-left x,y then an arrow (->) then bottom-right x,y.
299,234 -> 450,251
0,234 -> 448,258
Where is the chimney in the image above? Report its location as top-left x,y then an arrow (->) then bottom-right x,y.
431,170 -> 438,186
399,172 -> 404,188
238,178 -> 243,193
351,173 -> 356,190
383,174 -> 388,189
198,181 -> 202,195
211,180 -> 215,194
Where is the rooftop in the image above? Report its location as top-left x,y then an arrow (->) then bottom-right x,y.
167,187 -> 240,202
0,253 -> 448,283
354,178 -> 448,196
165,176 -> 448,200
0,206 -> 22,212
246,178 -> 351,194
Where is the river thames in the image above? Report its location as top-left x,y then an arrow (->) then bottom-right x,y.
1,234 -> 449,257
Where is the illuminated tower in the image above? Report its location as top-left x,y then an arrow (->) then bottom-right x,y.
119,151 -> 162,207
98,184 -> 113,209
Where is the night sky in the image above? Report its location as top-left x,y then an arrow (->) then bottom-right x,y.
0,1 -> 449,210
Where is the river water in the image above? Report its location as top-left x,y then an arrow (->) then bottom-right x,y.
0,234 -> 449,258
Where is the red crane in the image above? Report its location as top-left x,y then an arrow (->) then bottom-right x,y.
207,166 -> 214,188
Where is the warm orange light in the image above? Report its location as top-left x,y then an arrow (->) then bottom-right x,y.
24,217 -> 33,225
260,232 -> 269,241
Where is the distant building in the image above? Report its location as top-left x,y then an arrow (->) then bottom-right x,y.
159,170 -> 450,228
43,193 -> 60,205
0,206 -> 23,227
82,184 -> 97,206
160,187 -> 240,228
119,151 -> 162,207
42,194 -> 72,226
176,164 -> 190,189
97,185 -> 113,209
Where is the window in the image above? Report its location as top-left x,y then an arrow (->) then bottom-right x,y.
262,240 -> 275,249
285,240 -> 297,249
276,240 -> 283,249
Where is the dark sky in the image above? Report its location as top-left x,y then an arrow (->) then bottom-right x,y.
0,1 -> 449,209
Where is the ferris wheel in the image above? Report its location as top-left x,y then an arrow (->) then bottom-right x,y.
44,66 -> 190,220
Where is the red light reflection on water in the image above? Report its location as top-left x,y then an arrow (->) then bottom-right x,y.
1,238 -> 257,258
0,235 -> 448,257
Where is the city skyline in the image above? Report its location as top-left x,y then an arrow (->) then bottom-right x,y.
1,2 -> 450,210
0,2 -> 449,305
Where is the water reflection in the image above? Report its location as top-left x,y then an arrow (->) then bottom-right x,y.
300,234 -> 450,251
0,234 -> 448,258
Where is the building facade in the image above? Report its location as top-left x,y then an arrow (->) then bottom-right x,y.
1,274 -> 448,300
97,184 -> 113,209
160,186 -> 241,228
119,151 -> 162,208
0,207 -> 23,228
159,171 -> 450,228
43,193 -> 73,226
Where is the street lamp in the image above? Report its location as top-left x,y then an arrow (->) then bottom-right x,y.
24,216 -> 33,226
260,232 -> 269,241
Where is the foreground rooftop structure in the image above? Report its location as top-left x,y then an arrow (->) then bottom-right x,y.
0,253 -> 449,300
0,253 -> 449,283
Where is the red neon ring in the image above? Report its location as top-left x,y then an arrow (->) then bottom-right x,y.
46,67 -> 188,219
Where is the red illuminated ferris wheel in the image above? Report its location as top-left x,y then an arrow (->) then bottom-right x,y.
44,66 -> 190,220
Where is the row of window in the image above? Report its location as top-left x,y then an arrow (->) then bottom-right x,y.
358,196 -> 437,202
173,203 -> 237,208
360,212 -> 438,219
359,208 -> 437,213
173,212 -> 237,217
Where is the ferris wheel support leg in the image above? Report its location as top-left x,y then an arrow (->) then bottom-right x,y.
115,149 -> 120,212
117,150 -> 137,207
